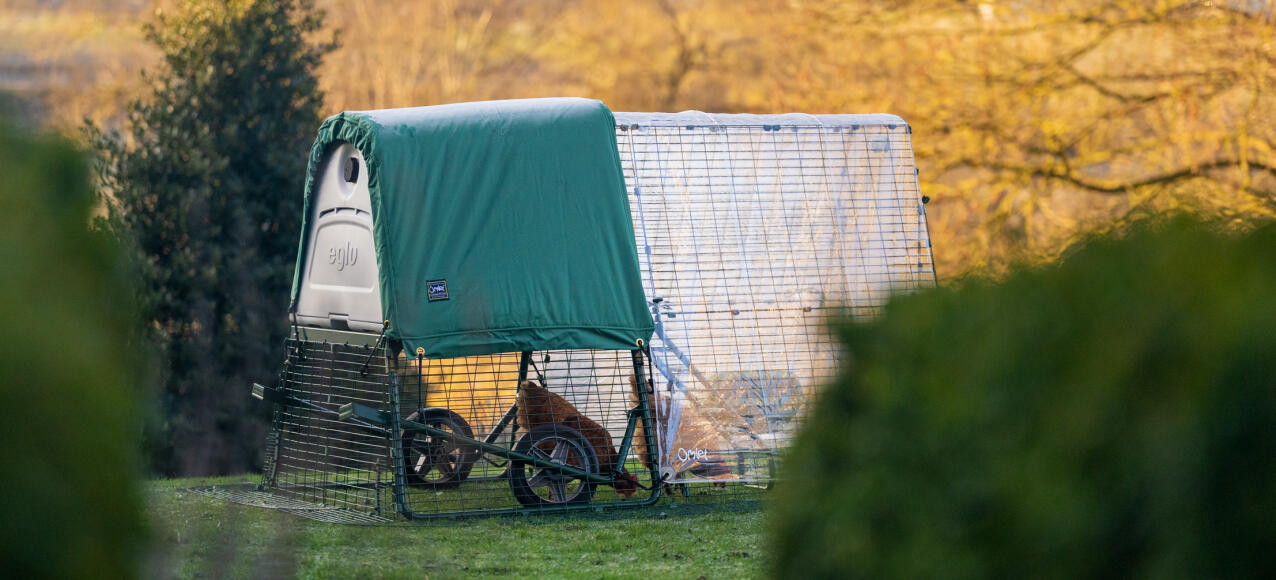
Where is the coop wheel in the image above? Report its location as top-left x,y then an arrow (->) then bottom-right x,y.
509,424 -> 598,508
401,408 -> 478,489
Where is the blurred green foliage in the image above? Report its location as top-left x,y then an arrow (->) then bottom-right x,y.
772,217 -> 1276,579
91,0 -> 332,476
0,117 -> 144,576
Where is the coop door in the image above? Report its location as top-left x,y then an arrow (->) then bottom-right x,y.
294,142 -> 384,332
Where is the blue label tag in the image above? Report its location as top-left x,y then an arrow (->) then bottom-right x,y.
427,279 -> 449,302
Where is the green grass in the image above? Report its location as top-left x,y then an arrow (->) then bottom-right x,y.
146,476 -> 767,578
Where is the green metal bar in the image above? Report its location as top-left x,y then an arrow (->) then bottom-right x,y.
631,349 -> 663,497
402,498 -> 676,520
484,402 -> 520,446
512,350 -> 530,437
614,409 -> 640,473
479,350 -> 528,446
260,408 -> 282,489
399,474 -> 690,521
385,357 -> 411,519
339,399 -> 389,424
517,350 -> 531,386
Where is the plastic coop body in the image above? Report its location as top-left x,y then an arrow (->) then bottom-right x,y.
290,101 -> 935,487
295,141 -> 380,332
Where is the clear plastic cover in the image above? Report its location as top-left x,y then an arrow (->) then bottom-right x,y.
615,112 -> 936,482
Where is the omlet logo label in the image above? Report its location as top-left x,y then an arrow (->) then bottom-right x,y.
427,279 -> 449,302
328,242 -> 358,272
675,447 -> 710,463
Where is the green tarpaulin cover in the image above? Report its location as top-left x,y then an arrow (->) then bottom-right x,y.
290,98 -> 653,358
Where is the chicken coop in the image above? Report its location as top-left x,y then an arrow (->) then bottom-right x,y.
195,98 -> 935,522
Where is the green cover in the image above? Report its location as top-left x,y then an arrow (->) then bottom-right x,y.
290,98 -> 653,358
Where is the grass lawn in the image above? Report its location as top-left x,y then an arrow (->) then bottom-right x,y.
146,476 -> 768,579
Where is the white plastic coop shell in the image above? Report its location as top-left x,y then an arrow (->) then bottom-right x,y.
293,143 -> 384,332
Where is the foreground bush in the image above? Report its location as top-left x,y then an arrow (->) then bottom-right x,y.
772,218 -> 1276,579
0,117 -> 144,577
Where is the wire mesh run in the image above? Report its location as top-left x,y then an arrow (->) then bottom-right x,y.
393,348 -> 662,517
189,484 -> 393,525
257,338 -> 675,519
263,338 -> 397,517
615,113 -> 936,485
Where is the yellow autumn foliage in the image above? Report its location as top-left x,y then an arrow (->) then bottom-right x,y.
3,0 -> 1273,277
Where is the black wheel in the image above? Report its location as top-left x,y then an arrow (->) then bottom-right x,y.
508,424 -> 598,508
401,408 -> 478,489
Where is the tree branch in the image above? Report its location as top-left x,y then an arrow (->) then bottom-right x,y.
942,158 -> 1276,195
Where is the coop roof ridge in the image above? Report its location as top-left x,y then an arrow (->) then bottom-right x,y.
612,111 -> 907,129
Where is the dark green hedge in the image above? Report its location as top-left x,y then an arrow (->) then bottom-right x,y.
0,117 -> 144,578
772,218 -> 1276,579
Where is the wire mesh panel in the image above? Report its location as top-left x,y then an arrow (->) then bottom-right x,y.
265,338 -> 396,517
393,349 -> 661,517
614,112 -> 936,484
